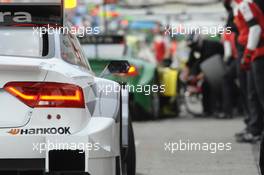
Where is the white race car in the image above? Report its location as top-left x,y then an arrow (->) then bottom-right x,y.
0,1 -> 136,175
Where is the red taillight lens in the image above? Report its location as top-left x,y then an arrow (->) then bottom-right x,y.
4,82 -> 85,108
127,65 -> 138,77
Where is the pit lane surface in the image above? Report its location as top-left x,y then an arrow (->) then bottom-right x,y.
134,117 -> 260,175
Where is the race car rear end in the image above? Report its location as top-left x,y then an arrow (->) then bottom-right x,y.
0,1 -> 136,175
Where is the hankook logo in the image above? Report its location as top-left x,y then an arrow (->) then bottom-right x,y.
8,129 -> 20,135
0,11 -> 32,23
7,127 -> 71,135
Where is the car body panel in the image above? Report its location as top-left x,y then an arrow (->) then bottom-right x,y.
0,28 -> 127,175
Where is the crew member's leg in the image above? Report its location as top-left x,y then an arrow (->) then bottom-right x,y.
252,57 -> 264,124
236,45 -> 250,121
260,137 -> 264,175
235,45 -> 250,138
245,69 -> 263,137
252,57 -> 264,174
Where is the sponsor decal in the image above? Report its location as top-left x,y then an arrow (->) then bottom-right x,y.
8,129 -> 20,135
7,127 -> 71,136
0,5 -> 63,26
0,12 -> 32,23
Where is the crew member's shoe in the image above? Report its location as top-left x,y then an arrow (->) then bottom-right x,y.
236,132 -> 261,143
235,129 -> 248,138
217,113 -> 233,119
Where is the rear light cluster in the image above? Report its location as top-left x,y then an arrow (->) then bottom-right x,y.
127,65 -> 138,77
116,65 -> 138,77
4,82 -> 85,108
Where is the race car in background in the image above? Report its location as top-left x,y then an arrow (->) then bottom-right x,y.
0,1 -> 135,175
78,35 -> 161,120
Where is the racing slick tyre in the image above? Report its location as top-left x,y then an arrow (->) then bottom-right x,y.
121,118 -> 136,175
127,119 -> 136,175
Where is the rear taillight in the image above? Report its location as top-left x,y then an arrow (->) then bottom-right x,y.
4,82 -> 85,108
116,65 -> 138,77
127,65 -> 138,77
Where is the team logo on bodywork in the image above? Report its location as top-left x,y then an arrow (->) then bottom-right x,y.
7,127 -> 71,136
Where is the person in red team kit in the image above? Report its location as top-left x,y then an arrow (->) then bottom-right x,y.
229,0 -> 264,172
231,0 -> 264,144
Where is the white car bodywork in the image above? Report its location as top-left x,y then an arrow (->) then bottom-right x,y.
0,28 -> 127,175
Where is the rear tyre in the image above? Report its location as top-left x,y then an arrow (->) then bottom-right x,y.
127,119 -> 136,175
121,118 -> 136,175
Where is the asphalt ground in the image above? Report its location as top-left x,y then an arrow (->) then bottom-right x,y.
133,117 -> 261,175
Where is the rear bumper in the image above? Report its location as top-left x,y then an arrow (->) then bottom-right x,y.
0,157 -> 118,175
0,159 -> 44,171
0,159 -> 90,174
0,170 -> 90,175
0,157 -> 117,175
0,118 -> 119,175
